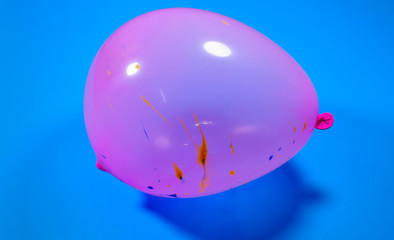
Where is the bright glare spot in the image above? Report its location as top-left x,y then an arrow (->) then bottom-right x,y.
194,121 -> 214,126
126,62 -> 140,76
204,41 -> 231,57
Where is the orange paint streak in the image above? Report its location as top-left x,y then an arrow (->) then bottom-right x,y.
293,127 -> 296,133
199,177 -> 209,192
303,119 -> 307,132
179,118 -> 197,148
172,162 -> 183,181
221,19 -> 229,25
105,96 -> 115,112
229,133 -> 235,154
193,114 -> 209,192
194,114 -> 208,167
140,96 -> 172,127
230,170 -> 235,175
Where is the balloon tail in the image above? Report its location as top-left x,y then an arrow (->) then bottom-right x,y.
315,113 -> 334,130
96,158 -> 107,172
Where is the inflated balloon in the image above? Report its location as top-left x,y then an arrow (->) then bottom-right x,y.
84,8 -> 333,198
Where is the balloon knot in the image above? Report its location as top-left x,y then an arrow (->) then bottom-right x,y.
96,158 -> 107,171
315,112 -> 334,130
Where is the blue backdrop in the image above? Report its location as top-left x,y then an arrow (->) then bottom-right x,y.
1,0 -> 394,239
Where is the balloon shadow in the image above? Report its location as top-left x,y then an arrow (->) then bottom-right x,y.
144,161 -> 322,240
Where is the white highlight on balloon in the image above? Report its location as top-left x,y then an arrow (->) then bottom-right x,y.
126,62 -> 140,76
194,121 -> 214,126
160,89 -> 167,103
203,41 -> 231,57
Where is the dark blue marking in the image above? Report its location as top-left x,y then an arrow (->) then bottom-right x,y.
278,147 -> 282,151
100,154 -> 107,159
148,186 -> 154,189
269,155 -> 273,160
168,194 -> 177,198
293,140 -> 295,144
140,119 -> 149,140
158,180 -> 161,183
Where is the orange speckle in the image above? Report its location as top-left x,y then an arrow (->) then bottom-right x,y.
229,170 -> 235,175
166,185 -> 170,188
172,162 -> 184,181
229,133 -> 235,154
303,119 -> 307,132
184,193 -> 189,195
121,52 -> 126,55
140,96 -> 172,127
105,96 -> 115,112
221,19 -> 229,25
289,121 -> 292,125
293,127 -> 296,133
199,179 -> 209,192
278,155 -> 280,158
107,70 -> 111,75
135,63 -> 140,70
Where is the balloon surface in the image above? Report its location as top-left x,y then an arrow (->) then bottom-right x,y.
84,8 -> 333,198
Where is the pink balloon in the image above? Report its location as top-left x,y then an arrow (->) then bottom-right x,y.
84,8 -> 333,198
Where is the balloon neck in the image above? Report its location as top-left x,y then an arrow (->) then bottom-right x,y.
96,158 -> 107,171
315,112 -> 334,130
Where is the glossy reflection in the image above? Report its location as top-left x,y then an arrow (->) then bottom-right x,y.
126,62 -> 140,76
203,41 -> 231,57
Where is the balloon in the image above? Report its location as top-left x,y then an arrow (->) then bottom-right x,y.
84,8 -> 333,198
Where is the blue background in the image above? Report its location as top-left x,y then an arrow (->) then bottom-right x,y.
1,0 -> 394,239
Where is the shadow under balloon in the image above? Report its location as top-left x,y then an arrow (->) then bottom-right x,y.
144,161 -> 322,240
9,118 -> 322,239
